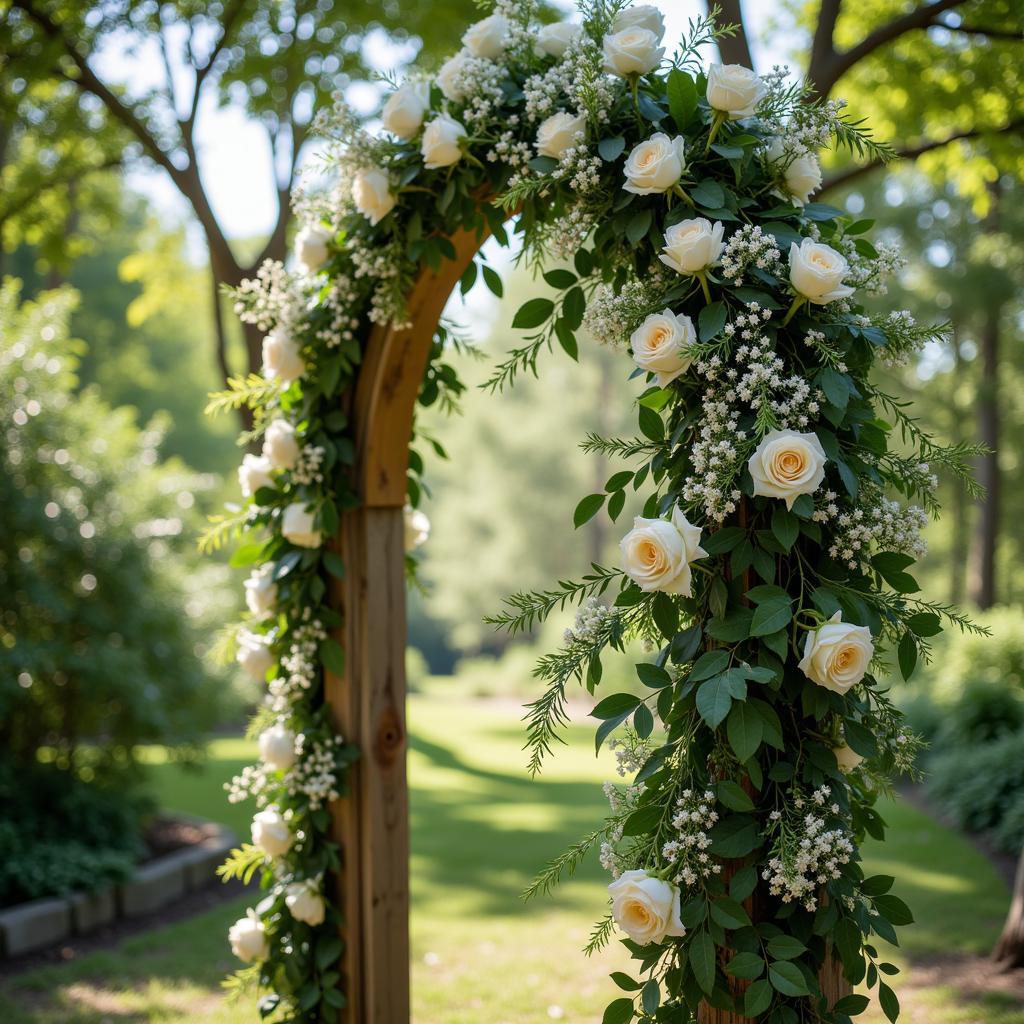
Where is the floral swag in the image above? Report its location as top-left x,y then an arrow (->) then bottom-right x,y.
206,1 -> 984,1022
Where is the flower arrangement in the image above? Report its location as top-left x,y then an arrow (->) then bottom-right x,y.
206,1 -> 985,1020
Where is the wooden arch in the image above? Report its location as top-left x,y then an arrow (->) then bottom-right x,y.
323,217 -> 849,1022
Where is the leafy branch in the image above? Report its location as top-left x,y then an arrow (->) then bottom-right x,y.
199,507 -> 253,553
580,432 -> 661,460
217,843 -> 267,885
522,823 -> 614,900
584,913 -> 615,956
206,373 -> 280,416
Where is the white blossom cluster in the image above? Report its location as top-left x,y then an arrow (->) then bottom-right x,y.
314,276 -> 361,349
607,731 -> 651,778
599,779 -> 643,878
548,205 -> 598,259
522,36 -> 615,127
563,596 -> 610,644
763,785 -> 853,910
814,485 -> 928,569
760,74 -> 850,158
838,236 -> 905,295
291,444 -> 326,487
583,270 -> 675,346
557,143 -> 604,194
227,732 -> 345,811
874,310 -> 936,368
719,224 -> 783,284
662,788 -> 723,888
233,261 -> 306,335
486,121 -> 533,174
269,616 -> 328,707
443,55 -> 509,131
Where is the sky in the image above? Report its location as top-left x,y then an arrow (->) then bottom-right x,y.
99,0 -> 794,249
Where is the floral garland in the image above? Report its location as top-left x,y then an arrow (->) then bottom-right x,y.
207,1 -> 985,1021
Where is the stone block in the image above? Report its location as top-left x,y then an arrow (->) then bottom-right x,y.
69,887 -> 116,934
0,898 -> 71,956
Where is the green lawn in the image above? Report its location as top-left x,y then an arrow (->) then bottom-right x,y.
0,696 -> 1017,1023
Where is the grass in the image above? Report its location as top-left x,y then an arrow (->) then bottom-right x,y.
0,695 -> 1017,1023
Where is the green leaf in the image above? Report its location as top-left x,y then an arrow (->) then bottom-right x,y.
641,979 -> 660,1015
766,935 -> 806,961
697,673 -> 741,728
717,779 -> 754,812
574,493 -> 605,528
563,286 -> 586,329
481,263 -> 503,297
698,301 -> 727,342
691,180 -> 724,209
726,952 -> 764,980
873,893 -> 914,926
637,662 -> 672,688
689,650 -> 730,681
229,542 -> 266,567
322,549 -> 346,579
633,703 -> 654,739
598,136 -> 626,161
708,815 -> 761,856
610,973 -> 642,992
749,595 -> 792,636
543,269 -> 577,289
834,994 -> 871,1015
860,875 -> 894,897
710,896 -> 750,930
729,864 -> 757,901
727,702 -> 763,762
602,997 -> 634,1024
626,208 -> 653,245
897,631 -> 917,681
770,506 -> 799,550
591,693 -> 641,719
606,471 -> 634,492
907,612 -> 941,637
320,638 -> 346,677
804,201 -> 845,221
701,526 -> 745,554
637,404 -> 664,441
744,979 -> 773,1017
651,592 -> 678,639
667,69 -> 697,129
769,961 -> 809,996
689,931 -> 716,994
512,297 -> 554,329
878,981 -> 900,1023
706,608 -> 754,642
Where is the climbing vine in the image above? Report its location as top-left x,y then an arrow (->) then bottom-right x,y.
206,1 -> 985,1021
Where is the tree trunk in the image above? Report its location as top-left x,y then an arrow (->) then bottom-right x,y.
712,0 -> 754,68
993,850 -> 1024,969
970,189 -> 1002,609
948,327 -> 968,604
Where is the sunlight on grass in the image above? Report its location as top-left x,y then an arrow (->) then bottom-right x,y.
0,697 -> 1015,1024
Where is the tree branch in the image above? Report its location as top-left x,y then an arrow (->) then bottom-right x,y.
938,22 -> 1024,41
807,0 -> 842,95
188,0 -> 249,124
814,0 -> 970,96
820,117 -> 1024,194
710,0 -> 754,68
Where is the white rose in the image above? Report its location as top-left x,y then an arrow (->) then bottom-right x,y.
658,218 -> 724,275
620,507 -> 708,597
462,14 -> 510,59
262,419 -> 300,470
251,806 -> 293,858
535,21 -> 582,58
294,223 -> 330,274
404,505 -> 431,551
382,80 -> 430,139
630,309 -> 695,387
258,724 -> 296,772
436,52 -> 472,103
706,63 -> 765,119
798,612 -> 874,695
228,911 -> 269,962
623,133 -> 686,195
536,111 -> 586,159
608,870 -> 685,946
602,28 -> 664,77
262,327 -> 305,383
421,114 -> 467,169
748,429 -> 827,508
767,140 -> 822,208
285,881 -> 326,925
238,453 -> 273,499
833,741 -> 865,773
282,503 -> 323,549
612,5 -> 666,39
244,565 -> 277,619
352,167 -> 396,226
236,630 -> 273,681
789,239 -> 855,305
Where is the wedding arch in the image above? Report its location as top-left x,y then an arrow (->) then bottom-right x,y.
207,2 -> 982,1022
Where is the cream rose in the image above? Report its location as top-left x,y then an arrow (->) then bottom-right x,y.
244,565 -> 277,619
612,5 -> 665,39
421,114 -> 467,169
294,223 -> 330,274
262,327 -> 305,383
462,14 -> 510,59
602,28 -> 664,77
630,309 -> 695,386
748,429 -> 827,508
282,503 -> 323,549
258,724 -> 296,772
228,911 -> 269,962
236,630 -> 273,681
833,740 -> 865,773
608,870 -> 685,946
262,419 -> 300,470
767,140 -> 822,207
382,80 -> 430,139
798,612 -> 874,694
286,880 -> 326,925
789,239 -> 855,305
352,167 -> 396,226
436,52 -> 471,103
620,507 -> 707,597
404,505 -> 431,551
623,133 -> 686,195
238,453 -> 273,499
658,218 -> 724,275
536,111 -> 586,158
706,63 -> 765,119
251,806 -> 292,858
535,21 -> 582,58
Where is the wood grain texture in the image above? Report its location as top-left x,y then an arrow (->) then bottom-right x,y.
326,508 -> 409,1023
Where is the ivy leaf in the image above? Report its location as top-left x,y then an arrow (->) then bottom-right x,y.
512,297 -> 554,329
574,493 -> 605,528
689,931 -> 716,994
